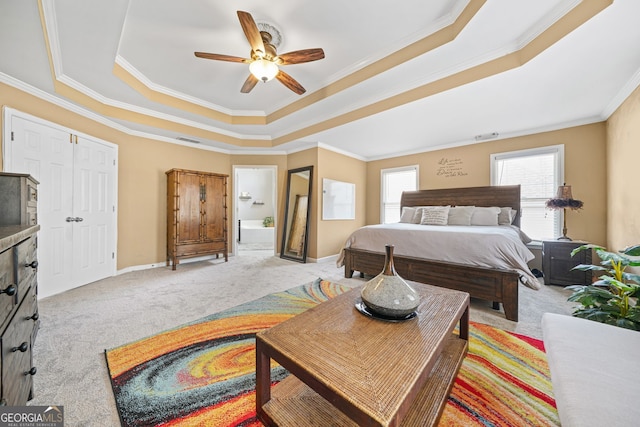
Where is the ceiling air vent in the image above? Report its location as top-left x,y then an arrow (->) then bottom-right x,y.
176,136 -> 201,144
474,132 -> 499,141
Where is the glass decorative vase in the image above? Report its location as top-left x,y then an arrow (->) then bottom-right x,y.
359,244 -> 420,320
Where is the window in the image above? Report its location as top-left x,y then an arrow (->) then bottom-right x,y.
491,145 -> 564,240
381,165 -> 418,224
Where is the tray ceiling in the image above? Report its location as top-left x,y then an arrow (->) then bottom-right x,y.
1,0 -> 639,160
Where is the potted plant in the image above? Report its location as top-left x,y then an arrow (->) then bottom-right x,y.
263,216 -> 274,227
568,244 -> 640,330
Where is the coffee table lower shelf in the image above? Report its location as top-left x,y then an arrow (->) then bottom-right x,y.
261,335 -> 468,427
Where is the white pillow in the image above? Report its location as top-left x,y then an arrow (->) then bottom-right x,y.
471,206 -> 501,226
498,207 -> 515,225
411,206 -> 428,224
399,207 -> 416,223
420,206 -> 451,226
448,206 -> 475,225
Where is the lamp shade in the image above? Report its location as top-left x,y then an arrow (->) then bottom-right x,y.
546,183 -> 583,210
556,185 -> 574,199
249,59 -> 279,82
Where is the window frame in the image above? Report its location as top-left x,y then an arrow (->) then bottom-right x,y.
490,145 -> 565,240
380,165 -> 419,224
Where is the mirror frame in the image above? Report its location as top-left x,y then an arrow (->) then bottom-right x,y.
280,166 -> 313,263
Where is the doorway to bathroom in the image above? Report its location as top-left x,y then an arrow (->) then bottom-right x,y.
233,166 -> 277,256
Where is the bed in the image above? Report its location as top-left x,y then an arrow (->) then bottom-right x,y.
340,185 -> 535,321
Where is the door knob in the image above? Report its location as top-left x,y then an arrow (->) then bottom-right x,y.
65,217 -> 84,222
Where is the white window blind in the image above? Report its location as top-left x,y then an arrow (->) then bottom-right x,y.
491,146 -> 564,240
381,166 -> 418,224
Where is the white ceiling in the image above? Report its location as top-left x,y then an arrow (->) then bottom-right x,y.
1,0 -> 639,160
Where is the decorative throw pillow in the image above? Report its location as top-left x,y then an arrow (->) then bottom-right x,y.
447,206 -> 475,225
470,206 -> 501,226
498,207 -> 514,225
411,206 -> 428,224
419,206 -> 451,226
399,206 -> 416,223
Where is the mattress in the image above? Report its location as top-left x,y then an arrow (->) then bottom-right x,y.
337,223 -> 540,289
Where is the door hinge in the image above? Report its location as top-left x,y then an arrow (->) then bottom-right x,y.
112,252 -> 115,259
10,131 -> 14,141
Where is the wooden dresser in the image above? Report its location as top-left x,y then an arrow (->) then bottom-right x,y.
166,169 -> 228,270
0,172 -> 40,405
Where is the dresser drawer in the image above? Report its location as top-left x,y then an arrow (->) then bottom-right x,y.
1,295 -> 37,406
26,207 -> 37,226
0,248 -> 16,332
15,236 -> 38,305
176,241 -> 226,257
26,182 -> 37,208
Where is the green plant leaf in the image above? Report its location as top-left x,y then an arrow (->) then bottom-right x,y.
600,276 -> 638,293
615,318 -> 640,331
622,272 -> 640,284
571,264 -> 607,272
571,244 -> 604,257
596,250 -> 632,266
622,245 -> 640,256
627,308 -> 640,322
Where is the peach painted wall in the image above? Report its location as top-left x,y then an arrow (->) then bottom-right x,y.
316,148 -> 367,259
606,84 -> 640,251
366,123 -> 607,246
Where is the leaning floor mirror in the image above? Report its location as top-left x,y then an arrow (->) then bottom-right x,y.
280,166 -> 313,263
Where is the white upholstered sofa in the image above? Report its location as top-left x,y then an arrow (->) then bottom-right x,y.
541,313 -> 640,426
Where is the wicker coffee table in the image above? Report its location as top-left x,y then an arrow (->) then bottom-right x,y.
255,282 -> 470,426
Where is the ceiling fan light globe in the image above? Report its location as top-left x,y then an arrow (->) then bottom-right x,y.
249,59 -> 279,82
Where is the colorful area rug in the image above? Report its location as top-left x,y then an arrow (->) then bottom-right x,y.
105,279 -> 559,426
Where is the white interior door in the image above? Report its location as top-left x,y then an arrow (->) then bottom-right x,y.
3,109 -> 117,298
72,135 -> 116,287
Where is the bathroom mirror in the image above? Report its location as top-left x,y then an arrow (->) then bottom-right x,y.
280,166 -> 313,263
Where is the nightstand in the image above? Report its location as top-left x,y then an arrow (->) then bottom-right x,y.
542,240 -> 592,286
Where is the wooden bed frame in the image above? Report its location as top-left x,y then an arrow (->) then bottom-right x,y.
343,185 -> 522,321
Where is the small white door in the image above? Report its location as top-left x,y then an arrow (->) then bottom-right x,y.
4,109 -> 117,298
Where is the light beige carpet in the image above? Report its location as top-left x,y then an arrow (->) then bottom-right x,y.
28,250 -> 575,426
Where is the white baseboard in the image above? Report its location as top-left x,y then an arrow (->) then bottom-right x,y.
116,253 -> 235,275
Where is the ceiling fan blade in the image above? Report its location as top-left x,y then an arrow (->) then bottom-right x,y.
237,11 -> 265,57
194,52 -> 249,63
276,70 -> 306,95
277,48 -> 325,65
241,74 -> 259,93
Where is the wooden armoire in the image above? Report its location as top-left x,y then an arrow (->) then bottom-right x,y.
166,169 -> 228,270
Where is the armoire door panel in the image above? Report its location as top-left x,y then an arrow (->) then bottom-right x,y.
177,173 -> 203,243
203,174 -> 226,242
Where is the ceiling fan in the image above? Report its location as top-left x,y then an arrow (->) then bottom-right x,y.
194,11 -> 325,95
